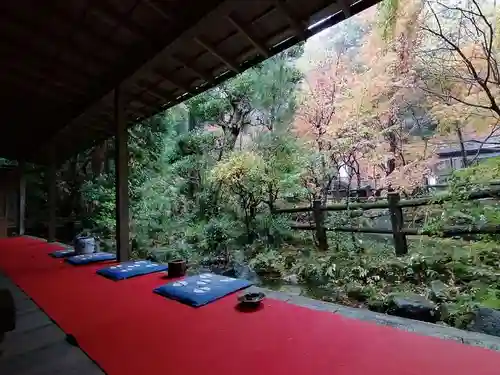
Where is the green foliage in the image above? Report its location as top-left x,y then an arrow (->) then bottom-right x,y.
188,46 -> 303,131
210,151 -> 267,241
423,157 -> 500,240
211,152 -> 264,204
249,249 -> 286,277
377,0 -> 400,41
291,253 -> 338,284
254,131 -> 308,204
80,176 -> 115,237
121,47 -> 307,262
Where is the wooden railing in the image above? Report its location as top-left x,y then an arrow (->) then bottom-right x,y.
273,187 -> 500,255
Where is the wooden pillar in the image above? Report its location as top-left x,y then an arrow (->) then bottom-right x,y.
0,187 -> 6,238
47,154 -> 57,242
114,86 -> 130,261
313,199 -> 328,251
387,192 -> 408,256
17,162 -> 26,236
4,187 -> 8,220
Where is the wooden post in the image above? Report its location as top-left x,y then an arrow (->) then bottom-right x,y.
312,199 -> 328,251
17,162 -> 26,236
47,154 -> 56,242
3,187 -> 8,237
5,187 -> 8,221
0,188 -> 6,238
114,86 -> 130,262
387,192 -> 408,255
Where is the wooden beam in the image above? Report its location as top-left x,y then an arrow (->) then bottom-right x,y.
47,151 -> 57,242
8,1 -> 126,53
130,94 -> 165,114
0,60 -> 88,98
227,14 -> 269,58
169,54 -> 213,83
1,39 -> 98,89
92,1 -> 158,44
17,162 -> 25,236
134,81 -> 174,101
0,11 -> 110,72
338,0 -> 352,17
194,37 -> 241,73
152,68 -> 191,93
143,0 -> 175,23
32,1 -> 222,156
0,74 -> 72,104
114,86 -> 130,262
4,188 -> 9,237
274,0 -> 307,41
130,101 -> 158,118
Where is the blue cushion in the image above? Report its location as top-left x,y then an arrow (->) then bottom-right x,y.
66,252 -> 116,265
50,249 -> 76,258
153,273 -> 252,307
97,260 -> 168,281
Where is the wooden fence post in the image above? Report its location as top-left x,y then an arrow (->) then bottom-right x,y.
313,199 -> 328,251
387,192 -> 408,256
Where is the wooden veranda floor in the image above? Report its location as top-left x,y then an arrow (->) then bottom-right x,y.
0,271 -> 103,375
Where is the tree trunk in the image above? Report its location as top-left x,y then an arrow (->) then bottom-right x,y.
188,109 -> 196,131
455,124 -> 468,168
266,188 -> 275,245
386,127 -> 398,175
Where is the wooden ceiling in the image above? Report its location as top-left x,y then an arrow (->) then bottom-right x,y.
0,0 -> 380,164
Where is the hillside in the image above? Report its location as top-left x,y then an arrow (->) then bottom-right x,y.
293,0 -> 500,189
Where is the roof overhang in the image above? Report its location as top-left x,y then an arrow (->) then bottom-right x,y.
0,0 -> 380,165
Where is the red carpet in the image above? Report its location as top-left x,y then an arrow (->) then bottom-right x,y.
1,237 -> 499,375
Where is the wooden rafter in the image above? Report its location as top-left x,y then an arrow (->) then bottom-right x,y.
51,0 -> 93,76
169,54 -> 213,83
129,95 -> 162,112
143,0 -> 175,23
1,37 -> 101,87
104,0 -> 145,43
0,62 -> 85,98
0,0 -> 381,164
0,3 -> 123,60
134,81 -> 173,101
91,1 -> 158,44
338,0 -> 352,17
131,97 -> 162,114
274,0 -> 307,41
153,68 -> 191,93
0,74 -> 71,104
194,37 -> 240,73
0,21 -> 108,77
1,46 -> 96,93
49,2 -> 126,51
227,14 -> 269,58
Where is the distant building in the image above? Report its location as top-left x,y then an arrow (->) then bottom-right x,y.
427,136 -> 500,185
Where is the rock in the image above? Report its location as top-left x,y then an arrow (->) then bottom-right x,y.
430,280 -> 450,301
367,299 -> 386,313
220,262 -> 260,284
283,274 -> 299,285
469,308 -> 500,337
387,293 -> 440,323
346,284 -> 368,302
438,303 -> 449,321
